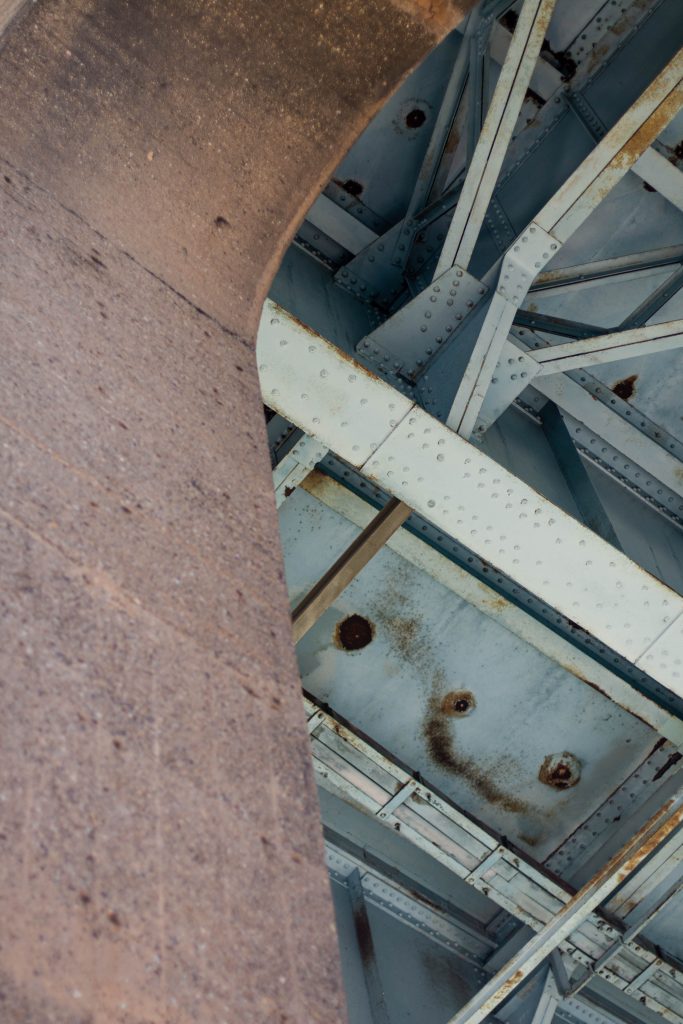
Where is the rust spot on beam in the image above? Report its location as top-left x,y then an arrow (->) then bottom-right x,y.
611,374 -> 638,401
423,694 -> 530,815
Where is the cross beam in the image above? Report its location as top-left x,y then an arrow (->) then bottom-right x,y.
444,48 -> 683,437
304,692 -> 683,1023
532,320 -> 683,375
435,0 -> 557,276
259,299 -> 683,707
445,791 -> 683,1024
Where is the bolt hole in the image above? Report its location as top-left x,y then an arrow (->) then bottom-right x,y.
341,179 -> 364,198
335,614 -> 374,651
441,690 -> 476,717
406,108 -> 426,129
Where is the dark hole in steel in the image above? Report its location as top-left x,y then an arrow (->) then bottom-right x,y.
612,374 -> 638,401
336,614 -> 374,651
406,108 -> 426,129
440,690 -> 476,717
642,181 -> 657,192
673,141 -> 683,161
342,178 -> 364,197
500,11 -> 518,32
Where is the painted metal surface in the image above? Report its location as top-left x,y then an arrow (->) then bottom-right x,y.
281,486 -> 659,852
263,3 -> 683,1021
445,791 -> 683,1024
304,692 -> 683,1023
260,301 -> 683,695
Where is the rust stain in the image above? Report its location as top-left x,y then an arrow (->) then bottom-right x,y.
423,694 -> 529,815
613,86 -> 683,174
332,177 -> 364,198
560,801 -> 683,910
538,752 -> 581,790
352,905 -> 374,966
496,969 -> 526,1000
611,374 -> 638,401
518,833 -> 540,848
440,690 -> 476,717
620,806 -> 683,875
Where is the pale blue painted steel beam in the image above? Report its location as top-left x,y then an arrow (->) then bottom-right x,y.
444,791 -> 683,1024
530,248 -> 683,293
540,401 -> 622,549
435,0 -> 558,276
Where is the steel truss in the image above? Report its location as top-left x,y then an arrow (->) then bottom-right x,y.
305,694 -> 683,1024
259,298 -> 683,713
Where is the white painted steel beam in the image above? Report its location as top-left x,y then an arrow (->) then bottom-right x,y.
533,320 -> 683,375
536,51 -> 683,242
445,48 -> 683,438
259,300 -> 683,698
632,148 -> 683,216
272,434 -> 327,507
435,0 -> 558,277
305,194 -> 378,256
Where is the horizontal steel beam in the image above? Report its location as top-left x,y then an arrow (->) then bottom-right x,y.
259,299 -> 683,700
445,791 -> 683,1024
533,320 -> 683,375
304,693 -> 683,1023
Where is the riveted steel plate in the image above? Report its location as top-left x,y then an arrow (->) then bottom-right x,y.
258,300 -> 413,467
357,265 -> 488,380
281,489 -> 656,857
362,407 -> 683,672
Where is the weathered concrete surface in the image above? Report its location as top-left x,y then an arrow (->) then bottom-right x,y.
0,0 -> 469,335
0,0 -> 471,1021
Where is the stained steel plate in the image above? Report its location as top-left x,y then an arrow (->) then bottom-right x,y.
280,488 -> 656,859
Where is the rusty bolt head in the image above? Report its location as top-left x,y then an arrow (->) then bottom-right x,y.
440,690 -> 476,717
539,752 -> 581,790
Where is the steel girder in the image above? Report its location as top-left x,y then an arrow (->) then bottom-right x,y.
258,299 -> 683,717
304,693 -> 683,1024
